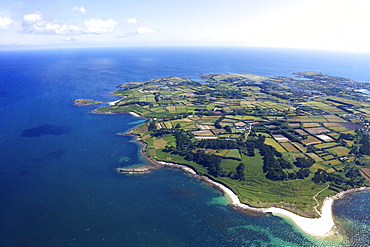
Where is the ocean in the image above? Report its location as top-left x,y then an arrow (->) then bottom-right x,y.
0,47 -> 369,246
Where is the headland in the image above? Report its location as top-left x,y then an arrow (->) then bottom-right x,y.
90,72 -> 370,237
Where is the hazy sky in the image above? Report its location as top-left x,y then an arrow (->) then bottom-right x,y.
1,0 -> 370,51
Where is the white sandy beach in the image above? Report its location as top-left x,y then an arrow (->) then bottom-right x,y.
264,199 -> 334,236
107,100 -> 120,106
264,187 -> 370,236
214,177 -> 336,236
129,111 -> 142,118
158,161 -> 337,237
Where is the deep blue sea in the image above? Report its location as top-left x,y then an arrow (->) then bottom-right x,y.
1,47 -> 370,246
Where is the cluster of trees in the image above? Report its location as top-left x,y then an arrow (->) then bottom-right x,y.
244,135 -> 293,180
200,132 -> 306,181
148,120 -> 157,131
244,134 -> 314,181
245,140 -> 257,156
294,157 -> 315,168
224,125 -> 232,133
326,98 -> 354,108
184,151 -> 222,177
312,168 -> 364,187
359,133 -> 370,155
159,129 -> 247,178
214,115 -> 225,129
291,168 -> 311,180
197,139 -> 239,149
338,133 -> 355,141
235,163 -> 245,180
260,144 -> 288,181
153,92 -> 161,102
160,129 -> 223,177
344,167 -> 365,186
172,130 -> 195,156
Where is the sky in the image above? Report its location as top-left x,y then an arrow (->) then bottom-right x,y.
1,0 -> 370,51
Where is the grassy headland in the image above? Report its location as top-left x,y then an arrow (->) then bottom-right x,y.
96,72 -> 370,217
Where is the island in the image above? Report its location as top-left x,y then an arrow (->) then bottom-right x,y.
73,99 -> 102,105
94,72 -> 370,236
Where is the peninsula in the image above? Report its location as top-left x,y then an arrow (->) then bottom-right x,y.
94,72 -> 370,236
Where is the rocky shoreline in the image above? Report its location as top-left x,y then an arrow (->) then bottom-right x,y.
117,166 -> 157,174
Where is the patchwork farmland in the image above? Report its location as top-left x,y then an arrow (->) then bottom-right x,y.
96,72 -> 370,217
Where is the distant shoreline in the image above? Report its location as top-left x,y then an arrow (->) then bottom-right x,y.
119,119 -> 370,237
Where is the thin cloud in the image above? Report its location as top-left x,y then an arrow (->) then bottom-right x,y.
21,13 -> 117,35
116,32 -> 137,38
117,27 -> 157,39
136,27 -> 156,34
23,13 -> 42,23
0,17 -> 14,28
84,18 -> 117,34
72,6 -> 86,14
63,37 -> 78,42
22,13 -> 82,35
126,18 -> 138,24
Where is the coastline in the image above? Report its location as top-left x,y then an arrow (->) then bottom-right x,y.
108,99 -> 120,106
157,158 -> 337,236
263,198 -> 335,236
128,111 -> 143,118
119,115 -> 370,238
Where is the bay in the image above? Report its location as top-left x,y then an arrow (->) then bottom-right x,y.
1,47 -> 369,246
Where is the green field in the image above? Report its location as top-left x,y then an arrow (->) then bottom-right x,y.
328,146 -> 350,157
265,138 -> 286,152
314,142 -> 338,149
301,136 -> 321,145
225,149 -> 241,159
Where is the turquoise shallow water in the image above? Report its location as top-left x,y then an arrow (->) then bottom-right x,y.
333,190 -> 370,246
1,47 -> 370,246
